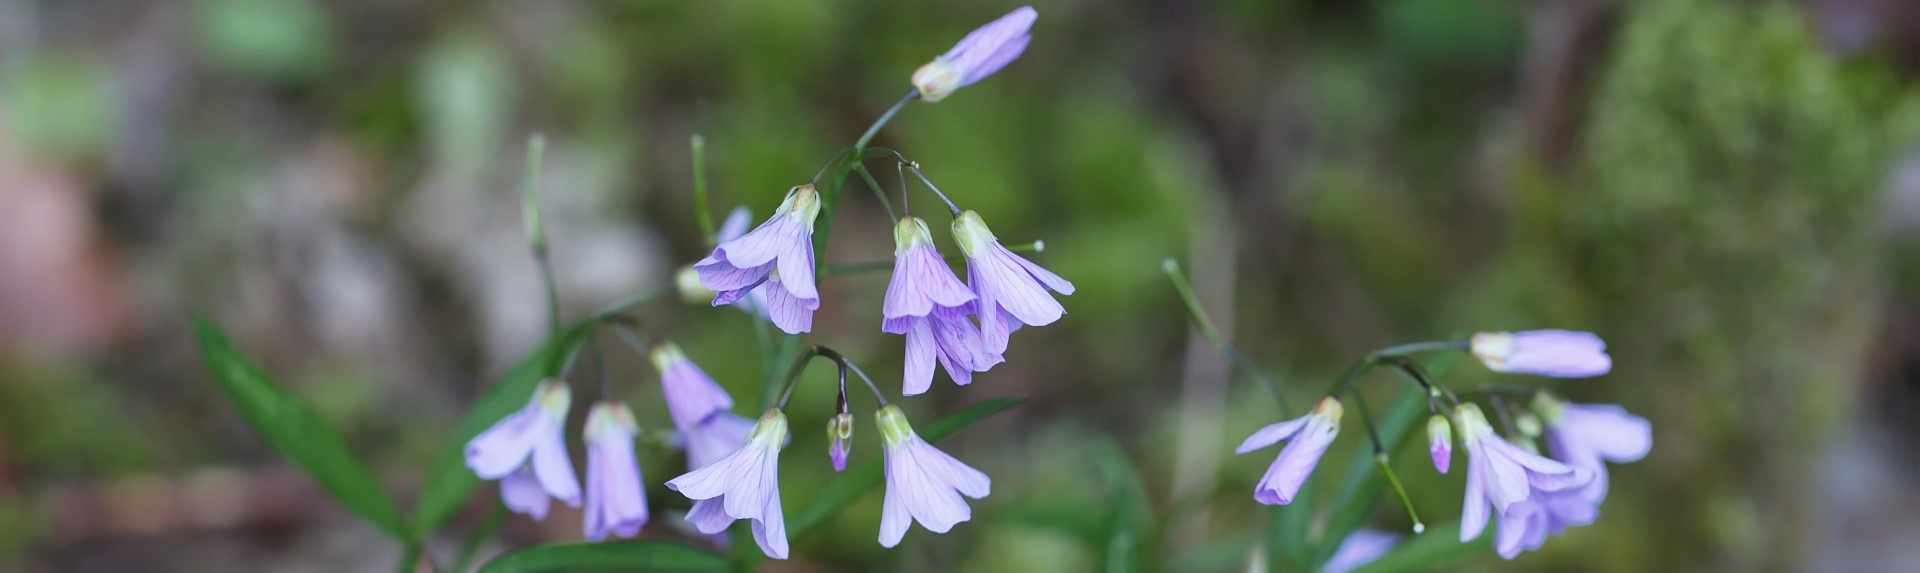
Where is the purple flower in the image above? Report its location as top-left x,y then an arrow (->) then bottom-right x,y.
828,413 -> 854,472
583,402 -> 648,541
464,380 -> 581,519
650,342 -> 734,431
1427,414 -> 1453,474
1453,404 -> 1592,547
666,409 -> 791,559
875,405 -> 991,547
1470,330 -> 1611,378
912,7 -> 1037,102
1324,529 -> 1399,573
695,186 -> 822,334
884,217 -> 1002,395
951,211 -> 1074,355
1235,397 -> 1342,505
1493,488 -> 1597,559
685,411 -> 756,472
679,207 -> 773,314
1536,393 -> 1652,506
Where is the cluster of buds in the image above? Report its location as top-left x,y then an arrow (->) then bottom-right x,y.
464,7 -> 1043,558
1236,329 -> 1651,561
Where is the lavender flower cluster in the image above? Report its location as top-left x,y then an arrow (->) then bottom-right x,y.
458,7 -> 1055,560
1238,330 -> 1652,562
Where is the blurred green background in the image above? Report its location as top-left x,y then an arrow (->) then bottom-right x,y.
5,0 -> 1920,571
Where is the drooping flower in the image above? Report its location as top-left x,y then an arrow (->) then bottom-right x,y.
695,186 -> 821,334
951,210 -> 1074,355
676,207 -> 767,313
465,380 -> 581,519
1235,396 -> 1342,505
667,409 -> 791,559
1536,393 -> 1652,506
911,7 -> 1038,102
582,402 -> 648,541
1493,487 -> 1597,559
828,412 -> 855,472
884,217 -> 1001,394
650,342 -> 734,431
1470,330 -> 1611,378
875,405 -> 991,547
685,411 -> 757,472
1427,414 -> 1453,474
1323,529 -> 1400,573
1454,404 -> 1592,547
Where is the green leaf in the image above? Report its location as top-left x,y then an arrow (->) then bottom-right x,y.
1089,437 -> 1153,573
476,539 -> 729,573
789,396 -> 1025,536
1309,354 -> 1456,570
1347,521 -> 1490,573
412,324 -> 589,538
193,319 -> 406,538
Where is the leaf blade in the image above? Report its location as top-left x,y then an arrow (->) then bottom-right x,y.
476,539 -> 729,573
193,319 -> 407,539
788,396 -> 1024,536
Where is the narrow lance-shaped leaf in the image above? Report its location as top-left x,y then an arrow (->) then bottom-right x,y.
477,539 -> 730,573
194,319 -> 407,539
789,396 -> 1024,536
411,323 -> 589,538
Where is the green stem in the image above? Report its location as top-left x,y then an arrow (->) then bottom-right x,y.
1162,259 -> 1290,413
522,135 -> 560,339
855,90 -> 919,150
691,134 -> 715,245
590,286 -> 674,321
1375,455 -> 1425,533
853,164 -> 899,220
1374,340 -> 1469,357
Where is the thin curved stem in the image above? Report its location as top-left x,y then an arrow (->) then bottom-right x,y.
823,241 -> 1043,274
1161,259 -> 1290,413
690,134 -> 715,245
853,164 -> 899,221
904,164 -> 963,217
855,89 -> 919,150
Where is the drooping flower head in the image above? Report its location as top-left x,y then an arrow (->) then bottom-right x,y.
1493,486 -> 1599,559
828,412 -> 855,472
650,341 -> 734,431
677,208 -> 766,312
464,380 -> 581,519
1470,330 -> 1611,378
582,402 -> 648,541
1235,396 -> 1342,505
951,210 -> 1074,355
885,217 -> 1001,394
1453,403 -> 1593,547
1535,392 -> 1652,506
912,7 -> 1038,102
875,405 -> 991,547
694,186 -> 822,334
667,409 -> 791,559
1323,529 -> 1400,573
1427,414 -> 1453,474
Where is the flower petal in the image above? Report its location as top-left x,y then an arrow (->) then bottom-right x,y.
763,277 -> 817,334
1235,417 -> 1308,454
902,318 -> 936,396
465,408 -> 539,479
502,466 -> 551,520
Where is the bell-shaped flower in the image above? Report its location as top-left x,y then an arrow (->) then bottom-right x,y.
912,7 -> 1037,102
1470,330 -> 1611,378
1324,529 -> 1399,573
465,380 -> 581,519
828,412 -> 855,472
875,405 -> 991,547
650,342 -> 734,431
951,211 -> 1074,355
1427,414 -> 1453,474
667,409 -> 791,559
685,411 -> 756,472
679,207 -> 771,314
695,186 -> 821,334
582,402 -> 648,541
1454,404 -> 1592,545
1235,397 -> 1342,505
884,217 -> 1002,394
1535,393 -> 1652,506
1493,487 -> 1598,559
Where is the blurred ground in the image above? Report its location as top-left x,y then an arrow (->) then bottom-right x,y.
5,0 -> 1920,571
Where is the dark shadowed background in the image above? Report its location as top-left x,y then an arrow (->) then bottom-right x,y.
4,0 -> 1920,571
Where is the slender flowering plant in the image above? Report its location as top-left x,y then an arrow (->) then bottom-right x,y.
196,8 -> 1044,570
1166,261 -> 1651,567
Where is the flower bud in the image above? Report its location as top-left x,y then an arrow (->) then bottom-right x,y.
675,265 -> 714,305
828,413 -> 855,471
1515,413 -> 1543,439
1426,415 -> 1453,474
